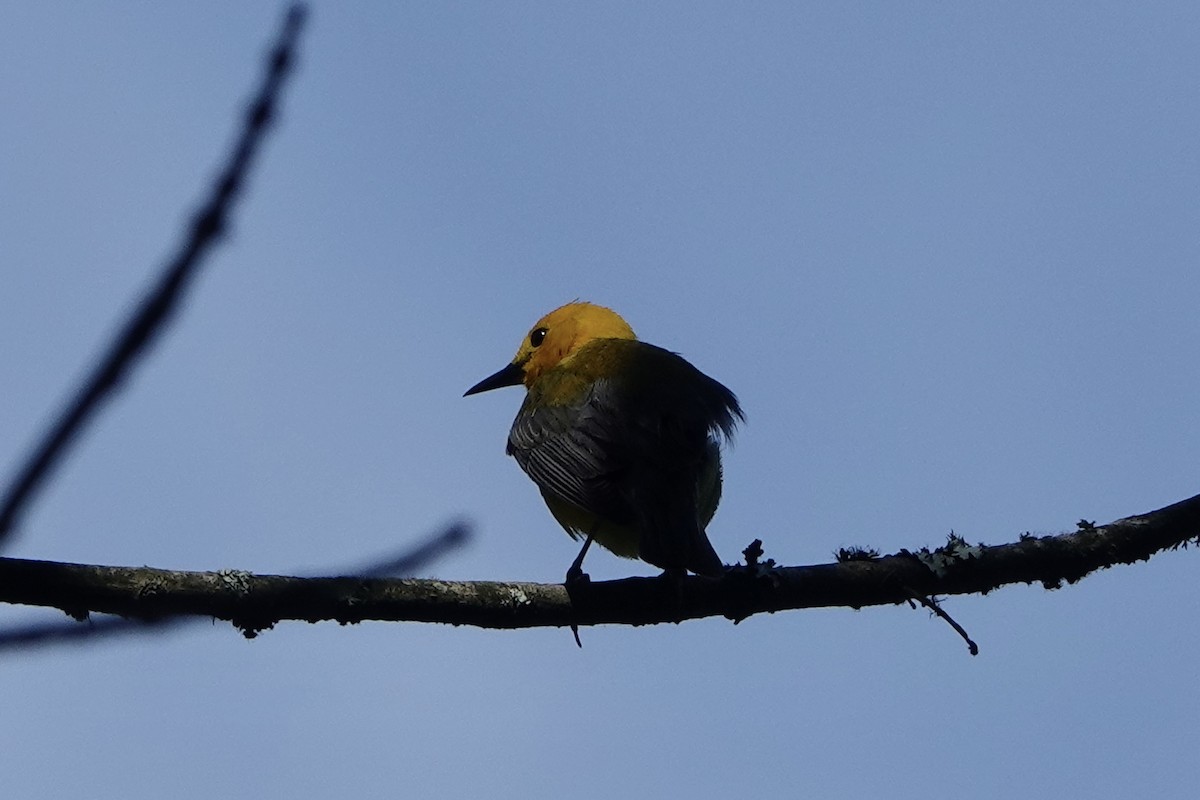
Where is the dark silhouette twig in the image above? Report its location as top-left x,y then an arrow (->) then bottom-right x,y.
0,520 -> 471,653
0,5 -> 308,550
0,614 -> 175,651
905,591 -> 979,656
348,521 -> 472,578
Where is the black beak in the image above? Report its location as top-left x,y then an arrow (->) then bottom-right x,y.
464,362 -> 524,396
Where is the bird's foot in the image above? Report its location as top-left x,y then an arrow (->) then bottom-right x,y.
565,532 -> 596,587
565,564 -> 592,648
564,563 -> 591,588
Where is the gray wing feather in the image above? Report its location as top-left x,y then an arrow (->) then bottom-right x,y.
507,384 -> 637,525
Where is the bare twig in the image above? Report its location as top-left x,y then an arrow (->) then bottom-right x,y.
349,521 -> 471,578
0,5 -> 308,550
0,614 -> 175,651
906,591 -> 979,656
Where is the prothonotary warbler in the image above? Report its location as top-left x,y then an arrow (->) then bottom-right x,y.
465,301 -> 742,579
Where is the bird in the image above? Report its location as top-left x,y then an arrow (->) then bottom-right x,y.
464,301 -> 742,579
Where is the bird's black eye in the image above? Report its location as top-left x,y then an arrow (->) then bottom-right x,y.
530,327 -> 548,347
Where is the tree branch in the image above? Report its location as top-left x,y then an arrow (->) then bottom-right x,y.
1,493 -> 1195,636
0,521 -> 470,651
0,4 -> 307,550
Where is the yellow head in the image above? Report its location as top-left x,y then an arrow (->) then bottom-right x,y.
464,302 -> 636,395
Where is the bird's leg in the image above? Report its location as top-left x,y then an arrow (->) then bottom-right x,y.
565,532 -> 595,586
566,529 -> 598,648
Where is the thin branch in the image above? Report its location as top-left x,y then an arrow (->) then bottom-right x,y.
0,521 -> 471,652
0,493 -> 1195,637
0,5 -> 308,550
348,521 -> 472,578
0,614 -> 175,651
906,591 -> 979,656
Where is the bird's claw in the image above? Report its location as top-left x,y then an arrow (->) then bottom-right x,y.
564,565 -> 591,588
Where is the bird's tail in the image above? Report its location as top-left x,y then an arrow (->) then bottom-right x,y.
636,488 -> 725,577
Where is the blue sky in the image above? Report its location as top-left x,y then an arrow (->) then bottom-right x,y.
1,3 -> 1197,798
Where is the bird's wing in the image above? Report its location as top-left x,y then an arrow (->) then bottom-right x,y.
506,381 -> 638,526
